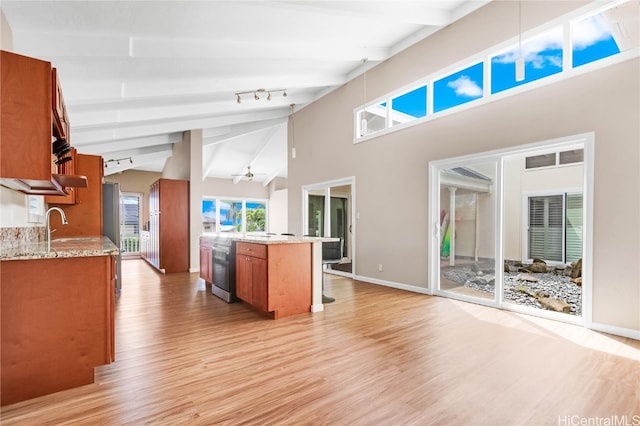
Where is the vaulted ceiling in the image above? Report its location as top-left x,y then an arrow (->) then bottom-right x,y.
1,1 -> 489,185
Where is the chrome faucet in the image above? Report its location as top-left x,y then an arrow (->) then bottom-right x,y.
45,207 -> 68,251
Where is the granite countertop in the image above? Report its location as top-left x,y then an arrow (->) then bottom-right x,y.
0,236 -> 119,261
200,233 -> 339,245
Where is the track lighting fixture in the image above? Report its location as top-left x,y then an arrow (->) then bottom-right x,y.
104,157 -> 133,168
234,88 -> 287,104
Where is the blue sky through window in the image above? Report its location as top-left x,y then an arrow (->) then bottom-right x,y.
433,62 -> 483,113
572,14 -> 621,67
356,3 -> 632,139
391,86 -> 427,122
491,27 -> 563,94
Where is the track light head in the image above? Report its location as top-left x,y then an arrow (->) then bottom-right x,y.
234,88 -> 287,103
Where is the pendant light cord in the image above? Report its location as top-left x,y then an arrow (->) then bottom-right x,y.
363,58 -> 367,113
361,58 -> 368,135
518,0 -> 522,57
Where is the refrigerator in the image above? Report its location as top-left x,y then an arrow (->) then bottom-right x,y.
103,182 -> 122,291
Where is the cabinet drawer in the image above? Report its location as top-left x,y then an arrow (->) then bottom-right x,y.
236,242 -> 267,259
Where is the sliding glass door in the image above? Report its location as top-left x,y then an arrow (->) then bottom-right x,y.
430,135 -> 590,323
436,162 -> 499,303
303,178 -> 354,274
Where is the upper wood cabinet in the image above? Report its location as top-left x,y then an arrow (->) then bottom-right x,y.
51,68 -> 70,142
0,51 -> 52,183
0,50 -> 85,195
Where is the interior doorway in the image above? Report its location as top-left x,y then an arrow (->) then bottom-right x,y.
303,177 -> 355,276
121,192 -> 142,259
429,134 -> 592,325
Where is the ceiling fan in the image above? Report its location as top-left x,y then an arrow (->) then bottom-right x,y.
232,165 -> 264,181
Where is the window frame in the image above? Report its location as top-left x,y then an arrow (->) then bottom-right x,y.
202,196 -> 269,234
353,0 -> 638,144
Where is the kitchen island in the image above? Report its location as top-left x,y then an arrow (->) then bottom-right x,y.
200,234 -> 336,318
0,236 -> 118,406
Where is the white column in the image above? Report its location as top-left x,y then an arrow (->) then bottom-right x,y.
449,187 -> 457,266
188,129 -> 204,272
310,240 -> 324,312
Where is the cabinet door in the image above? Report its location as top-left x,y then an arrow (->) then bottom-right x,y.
0,51 -> 52,182
236,256 -> 253,303
199,245 -> 212,283
250,257 -> 268,312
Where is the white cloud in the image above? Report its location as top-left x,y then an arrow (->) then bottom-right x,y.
573,14 -> 613,50
494,26 -> 563,64
447,76 -> 482,97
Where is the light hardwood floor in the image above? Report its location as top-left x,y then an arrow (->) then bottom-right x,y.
2,259 -> 639,425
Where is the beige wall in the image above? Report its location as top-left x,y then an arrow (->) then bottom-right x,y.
287,1 -> 639,332
1,9 -> 13,51
104,170 -> 161,228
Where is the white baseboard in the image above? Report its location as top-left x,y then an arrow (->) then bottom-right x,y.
353,274 -> 431,295
588,321 -> 640,340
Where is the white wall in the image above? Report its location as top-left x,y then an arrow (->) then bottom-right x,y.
1,9 -> 13,51
287,1 -> 639,333
268,188 -> 288,234
0,187 -> 37,228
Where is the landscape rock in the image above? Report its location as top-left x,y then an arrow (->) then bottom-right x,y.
530,262 -> 549,273
517,273 -> 539,282
442,263 -> 582,316
570,258 -> 582,279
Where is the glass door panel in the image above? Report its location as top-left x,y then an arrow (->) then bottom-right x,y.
307,193 -> 325,237
502,151 -> 584,318
121,192 -> 141,257
438,162 -> 498,302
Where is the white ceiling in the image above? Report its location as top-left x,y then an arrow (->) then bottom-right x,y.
1,0 -> 489,185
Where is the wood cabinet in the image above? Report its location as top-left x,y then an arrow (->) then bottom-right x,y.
199,237 -> 213,284
0,51 -> 85,195
0,51 -> 55,186
0,255 -> 116,406
47,154 -> 104,237
236,243 -> 268,312
51,67 -> 70,142
235,242 -> 312,319
143,179 -> 189,273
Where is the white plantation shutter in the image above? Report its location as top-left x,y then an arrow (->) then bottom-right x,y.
528,195 -> 563,262
565,193 -> 583,262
